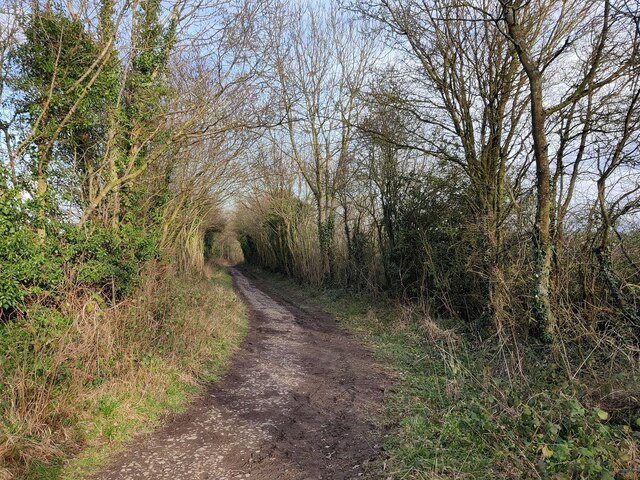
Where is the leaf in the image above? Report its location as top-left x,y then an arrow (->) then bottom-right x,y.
596,408 -> 609,421
541,444 -> 554,458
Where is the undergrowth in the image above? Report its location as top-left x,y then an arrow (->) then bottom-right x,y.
253,268 -> 640,479
0,263 -> 247,479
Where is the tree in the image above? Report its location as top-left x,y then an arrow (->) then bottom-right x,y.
10,6 -> 117,238
498,0 -> 637,338
263,2 -> 377,282
358,0 -> 530,328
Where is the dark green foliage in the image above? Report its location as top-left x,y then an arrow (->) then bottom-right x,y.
10,10 -> 115,172
0,3 -> 237,478
263,211 -> 295,276
0,305 -> 72,379
0,6 -> 170,321
124,0 -> 176,133
11,11 -> 101,123
64,222 -> 161,295
238,233 -> 259,265
0,189 -> 30,311
0,199 -> 161,318
0,178 -> 161,319
387,169 -> 478,316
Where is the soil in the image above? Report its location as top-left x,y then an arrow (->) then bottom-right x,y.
92,267 -> 394,480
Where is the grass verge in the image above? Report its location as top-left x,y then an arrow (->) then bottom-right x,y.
250,268 -> 640,479
2,263 -> 247,480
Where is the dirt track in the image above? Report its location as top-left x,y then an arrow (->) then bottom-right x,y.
93,267 -> 392,480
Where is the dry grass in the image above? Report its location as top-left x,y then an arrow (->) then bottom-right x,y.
0,261 -> 247,479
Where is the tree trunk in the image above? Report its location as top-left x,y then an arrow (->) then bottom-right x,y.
35,140 -> 49,242
528,73 -> 554,338
503,4 -> 555,339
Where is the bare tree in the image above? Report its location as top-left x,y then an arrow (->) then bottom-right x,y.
498,0 -> 638,338
263,2 -> 377,282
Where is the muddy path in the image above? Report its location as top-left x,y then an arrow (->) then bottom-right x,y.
93,267 -> 393,480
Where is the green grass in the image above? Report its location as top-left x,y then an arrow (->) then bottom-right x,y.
253,268 -> 639,479
211,267 -> 235,289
